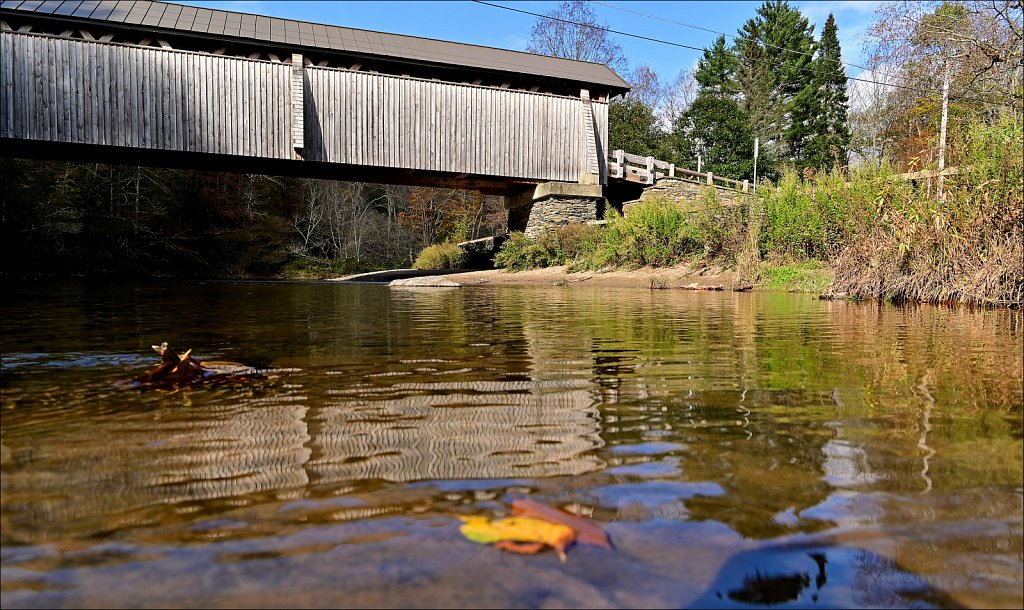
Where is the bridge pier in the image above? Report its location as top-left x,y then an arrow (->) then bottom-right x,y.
505,182 -> 604,237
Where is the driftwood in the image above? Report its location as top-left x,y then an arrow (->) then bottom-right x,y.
117,342 -> 268,389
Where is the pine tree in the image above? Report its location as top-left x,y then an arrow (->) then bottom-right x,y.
806,14 -> 851,170
694,35 -> 738,95
734,1 -> 817,164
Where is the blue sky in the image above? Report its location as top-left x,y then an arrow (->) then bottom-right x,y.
172,1 -> 881,82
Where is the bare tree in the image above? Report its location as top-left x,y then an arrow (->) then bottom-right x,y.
624,64 -> 664,108
526,0 -> 626,74
661,69 -> 698,131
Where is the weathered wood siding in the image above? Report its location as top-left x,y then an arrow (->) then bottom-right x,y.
303,66 -> 609,183
1,31 -> 610,184
0,31 -> 294,159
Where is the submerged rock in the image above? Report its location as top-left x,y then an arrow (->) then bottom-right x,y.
389,277 -> 461,288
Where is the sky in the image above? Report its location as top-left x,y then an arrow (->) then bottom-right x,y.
171,1 -> 883,85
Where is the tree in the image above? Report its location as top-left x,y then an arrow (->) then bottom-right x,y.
674,93 -> 765,180
526,0 -> 626,73
806,14 -> 851,171
609,97 -> 665,158
694,35 -> 739,95
625,64 -> 664,109
734,1 -> 818,162
864,1 -> 1023,169
608,64 -> 672,156
661,69 -> 699,131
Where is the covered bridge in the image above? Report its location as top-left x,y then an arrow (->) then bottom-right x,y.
0,0 -> 630,231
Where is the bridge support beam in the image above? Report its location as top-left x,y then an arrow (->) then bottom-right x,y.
505,182 -> 604,237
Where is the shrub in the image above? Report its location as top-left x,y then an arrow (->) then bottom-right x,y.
494,224 -> 607,271
692,187 -> 745,263
412,242 -> 468,270
592,196 -> 693,268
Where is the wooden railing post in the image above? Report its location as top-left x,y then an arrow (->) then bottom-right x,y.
614,149 -> 624,178
668,163 -> 675,178
742,179 -> 748,193
707,171 -> 713,185
646,156 -> 654,184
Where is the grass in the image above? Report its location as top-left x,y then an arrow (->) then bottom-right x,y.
490,118 -> 1021,307
413,242 -> 468,270
281,256 -> 379,280
754,262 -> 835,293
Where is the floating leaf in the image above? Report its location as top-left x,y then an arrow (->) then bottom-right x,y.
510,497 -> 612,550
459,516 -> 575,562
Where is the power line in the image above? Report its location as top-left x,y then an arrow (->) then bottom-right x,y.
470,0 -> 705,53
591,0 -> 880,77
470,0 -> 1013,108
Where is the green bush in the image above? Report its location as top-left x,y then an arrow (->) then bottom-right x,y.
494,224 -> 607,271
692,187 -> 745,263
412,242 -> 468,270
593,197 -> 694,268
494,232 -> 553,270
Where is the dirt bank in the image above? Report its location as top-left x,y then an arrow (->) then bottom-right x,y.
440,265 -> 746,290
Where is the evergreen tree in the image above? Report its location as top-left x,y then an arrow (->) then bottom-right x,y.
674,93 -> 763,180
609,97 -> 666,158
806,14 -> 850,170
694,35 -> 738,95
734,1 -> 817,163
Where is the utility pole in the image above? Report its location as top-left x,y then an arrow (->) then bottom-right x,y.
938,63 -> 950,202
752,137 -> 759,194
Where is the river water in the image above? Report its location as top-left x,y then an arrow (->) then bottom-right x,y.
1,280 -> 1021,608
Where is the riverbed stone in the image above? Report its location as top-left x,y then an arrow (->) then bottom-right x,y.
389,276 -> 461,287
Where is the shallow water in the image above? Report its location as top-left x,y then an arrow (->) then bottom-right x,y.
1,280 -> 1021,608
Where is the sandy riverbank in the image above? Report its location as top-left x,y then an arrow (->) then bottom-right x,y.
438,265 -> 746,290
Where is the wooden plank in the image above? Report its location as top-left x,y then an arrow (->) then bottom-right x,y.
201,54 -> 210,153
386,73 -> 393,168
143,46 -> 152,149
369,73 -> 378,166
214,56 -> 222,154
72,39 -> 82,144
173,50 -> 181,150
56,38 -> 65,142
165,50 -> 174,150
3,34 -> 14,138
83,37 -> 93,144
276,61 -> 283,159
243,58 -> 250,156
43,36 -> 53,141
348,70 -> 356,164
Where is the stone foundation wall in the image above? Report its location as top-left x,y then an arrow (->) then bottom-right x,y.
623,178 -> 744,213
523,197 -> 599,237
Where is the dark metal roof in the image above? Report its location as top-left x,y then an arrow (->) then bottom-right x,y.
0,0 -> 631,93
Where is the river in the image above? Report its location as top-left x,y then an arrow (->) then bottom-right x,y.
1,280 -> 1021,608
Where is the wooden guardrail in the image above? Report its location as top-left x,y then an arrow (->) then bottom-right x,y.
607,149 -> 750,192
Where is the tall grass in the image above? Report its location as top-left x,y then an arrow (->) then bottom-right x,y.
492,118 -> 1022,307
828,116 -> 1023,306
495,187 -> 747,272
413,242 -> 468,270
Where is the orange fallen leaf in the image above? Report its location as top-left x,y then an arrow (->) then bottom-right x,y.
459,516 -> 575,562
494,540 -> 547,555
511,497 -> 612,550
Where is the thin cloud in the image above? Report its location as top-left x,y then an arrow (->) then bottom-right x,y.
797,1 -> 881,22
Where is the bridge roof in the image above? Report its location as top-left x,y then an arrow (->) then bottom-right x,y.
0,0 -> 631,95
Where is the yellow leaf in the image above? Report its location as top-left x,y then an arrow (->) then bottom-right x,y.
459,516 -> 575,562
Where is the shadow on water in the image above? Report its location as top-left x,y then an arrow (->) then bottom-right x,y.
693,543 -> 961,609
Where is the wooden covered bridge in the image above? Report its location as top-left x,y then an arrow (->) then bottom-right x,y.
0,0 -> 645,233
